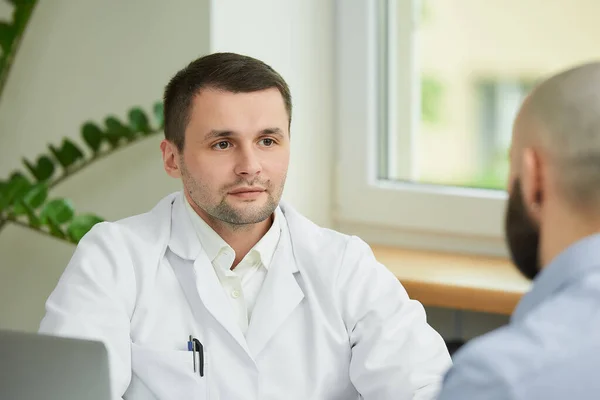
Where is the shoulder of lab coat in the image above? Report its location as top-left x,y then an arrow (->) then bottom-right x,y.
280,201 -> 453,399
38,192 -> 179,399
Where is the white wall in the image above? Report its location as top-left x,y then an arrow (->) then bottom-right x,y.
0,0 -> 335,332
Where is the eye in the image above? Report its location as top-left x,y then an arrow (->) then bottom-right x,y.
213,141 -> 231,150
260,138 -> 275,147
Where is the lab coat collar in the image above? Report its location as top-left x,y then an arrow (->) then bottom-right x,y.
246,212 -> 304,356
167,193 -> 252,359
167,191 -> 304,360
183,196 -> 228,263
167,192 -> 203,261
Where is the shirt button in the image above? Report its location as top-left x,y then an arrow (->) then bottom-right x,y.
231,289 -> 241,299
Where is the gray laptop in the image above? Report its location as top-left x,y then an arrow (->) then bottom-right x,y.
0,329 -> 111,400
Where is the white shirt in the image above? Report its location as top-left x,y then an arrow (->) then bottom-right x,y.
185,198 -> 281,335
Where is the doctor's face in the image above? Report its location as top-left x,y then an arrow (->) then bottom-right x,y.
175,87 -> 290,226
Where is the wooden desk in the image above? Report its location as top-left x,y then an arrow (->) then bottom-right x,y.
371,245 -> 531,315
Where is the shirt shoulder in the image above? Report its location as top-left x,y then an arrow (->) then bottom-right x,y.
437,326 -> 526,400
439,279 -> 600,400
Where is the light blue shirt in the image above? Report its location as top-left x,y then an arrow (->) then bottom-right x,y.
437,233 -> 600,400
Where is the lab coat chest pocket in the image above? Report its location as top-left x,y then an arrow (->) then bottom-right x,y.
129,342 -> 208,400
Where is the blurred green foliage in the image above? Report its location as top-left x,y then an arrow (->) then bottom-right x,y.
0,0 -> 165,244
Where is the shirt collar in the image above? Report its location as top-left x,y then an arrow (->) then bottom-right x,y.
252,207 -> 282,269
512,233 -> 600,322
184,197 -> 282,270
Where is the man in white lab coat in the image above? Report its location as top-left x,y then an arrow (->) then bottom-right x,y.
39,52 -> 451,399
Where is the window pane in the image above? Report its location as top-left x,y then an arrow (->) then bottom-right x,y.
385,0 -> 600,190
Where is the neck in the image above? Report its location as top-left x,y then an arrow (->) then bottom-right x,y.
541,203 -> 600,268
186,194 -> 273,268
212,216 -> 273,268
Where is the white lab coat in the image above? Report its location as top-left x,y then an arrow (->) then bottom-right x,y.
39,192 -> 451,400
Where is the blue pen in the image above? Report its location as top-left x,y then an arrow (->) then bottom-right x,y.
188,335 -> 196,373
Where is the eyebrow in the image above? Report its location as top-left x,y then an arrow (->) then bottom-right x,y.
261,127 -> 284,137
204,127 -> 284,141
204,130 -> 234,141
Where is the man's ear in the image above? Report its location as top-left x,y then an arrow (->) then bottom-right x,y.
160,139 -> 182,179
521,147 -> 545,222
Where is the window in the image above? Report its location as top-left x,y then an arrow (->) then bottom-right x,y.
335,0 -> 600,255
474,79 -> 535,190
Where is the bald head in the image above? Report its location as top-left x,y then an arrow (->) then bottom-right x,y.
514,61 -> 600,209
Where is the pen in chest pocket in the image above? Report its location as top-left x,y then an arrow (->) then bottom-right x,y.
188,335 -> 204,377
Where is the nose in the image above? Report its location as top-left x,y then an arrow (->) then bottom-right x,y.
234,146 -> 262,178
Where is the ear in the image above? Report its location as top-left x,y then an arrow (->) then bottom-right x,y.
520,147 -> 545,222
160,139 -> 182,179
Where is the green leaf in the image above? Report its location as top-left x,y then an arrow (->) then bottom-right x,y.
14,200 -> 41,228
7,0 -> 39,6
0,22 -> 14,54
12,200 -> 28,216
12,183 -> 47,215
49,139 -> 84,169
153,101 -> 164,129
11,1 -> 38,31
81,122 -> 104,153
67,214 -> 103,243
105,116 -> 135,146
40,198 -> 74,225
128,107 -> 151,134
46,218 -> 66,239
0,173 -> 31,213
23,155 -> 55,181
0,180 -> 6,214
25,183 -> 48,209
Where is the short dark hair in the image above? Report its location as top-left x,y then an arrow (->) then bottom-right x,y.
163,52 -> 293,151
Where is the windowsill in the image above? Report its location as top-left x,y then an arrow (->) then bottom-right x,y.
371,245 -> 531,315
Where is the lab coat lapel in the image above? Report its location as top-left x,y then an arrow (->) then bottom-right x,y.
167,193 -> 252,359
246,217 -> 305,357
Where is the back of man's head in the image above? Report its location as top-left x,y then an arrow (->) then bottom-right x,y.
506,61 -> 600,279
526,62 -> 600,209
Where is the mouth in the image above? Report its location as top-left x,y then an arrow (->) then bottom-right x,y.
228,187 -> 266,199
228,187 -> 265,194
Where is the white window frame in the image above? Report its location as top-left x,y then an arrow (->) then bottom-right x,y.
334,0 -> 509,257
